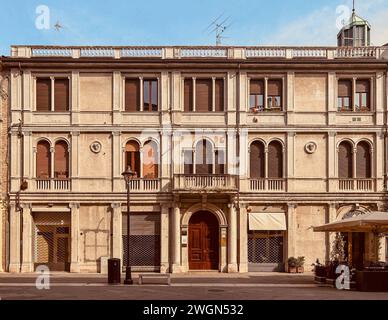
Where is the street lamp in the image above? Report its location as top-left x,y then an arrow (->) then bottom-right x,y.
122,165 -> 136,285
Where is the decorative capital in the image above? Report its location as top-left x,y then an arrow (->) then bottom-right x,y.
69,202 -> 80,209
110,203 -> 121,209
70,131 -> 80,137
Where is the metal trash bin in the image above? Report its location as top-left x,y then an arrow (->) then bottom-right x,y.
108,258 -> 121,284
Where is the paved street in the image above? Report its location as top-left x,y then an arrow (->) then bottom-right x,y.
0,272 -> 387,300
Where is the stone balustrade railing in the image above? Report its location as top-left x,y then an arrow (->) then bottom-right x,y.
11,45 -> 388,60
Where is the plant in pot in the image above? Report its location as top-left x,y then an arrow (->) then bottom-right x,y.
312,259 -> 326,283
296,256 -> 305,273
287,257 -> 298,273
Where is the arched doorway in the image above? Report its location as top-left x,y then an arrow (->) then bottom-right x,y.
188,211 -> 219,270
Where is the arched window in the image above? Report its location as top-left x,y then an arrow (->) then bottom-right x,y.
195,139 -> 213,174
338,141 -> 353,178
268,141 -> 283,178
356,141 -> 371,178
250,141 -> 265,178
54,140 -> 69,178
125,141 -> 140,177
36,140 -> 51,179
143,141 -> 159,179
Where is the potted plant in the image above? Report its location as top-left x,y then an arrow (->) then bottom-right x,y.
287,257 -> 298,273
312,259 -> 326,283
296,256 -> 305,273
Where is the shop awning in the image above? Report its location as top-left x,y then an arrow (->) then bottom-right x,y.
248,212 -> 287,231
313,211 -> 388,233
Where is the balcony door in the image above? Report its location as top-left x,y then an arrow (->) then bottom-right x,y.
195,140 -> 213,174
189,211 -> 219,270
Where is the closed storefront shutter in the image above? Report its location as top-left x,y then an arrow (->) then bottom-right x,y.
54,79 -> 69,111
125,79 -> 140,112
36,78 -> 51,111
196,79 -> 212,112
122,213 -> 161,270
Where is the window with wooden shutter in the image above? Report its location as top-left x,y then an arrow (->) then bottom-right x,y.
250,80 -> 264,112
36,79 -> 51,112
250,141 -> 265,178
36,140 -> 51,179
215,150 -> 225,174
184,150 -> 193,174
267,80 -> 282,111
54,141 -> 69,178
196,79 -> 212,112
215,79 -> 224,112
355,79 -> 370,111
356,141 -> 371,178
125,79 -> 140,112
184,79 -> 193,112
195,139 -> 213,174
268,141 -> 283,178
143,141 -> 159,179
143,79 -> 158,112
125,141 -> 140,177
54,79 -> 69,112
338,80 -> 352,111
338,142 -> 353,178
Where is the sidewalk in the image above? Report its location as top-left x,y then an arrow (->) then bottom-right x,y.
0,271 -> 315,286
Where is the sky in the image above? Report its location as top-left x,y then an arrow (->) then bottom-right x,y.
1,0 -> 388,55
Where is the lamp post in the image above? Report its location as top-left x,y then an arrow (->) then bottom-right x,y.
122,166 -> 136,285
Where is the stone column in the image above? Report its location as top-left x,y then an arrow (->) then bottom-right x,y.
70,131 -> 80,192
171,204 -> 181,273
238,205 -> 248,273
111,203 -> 122,260
69,202 -> 80,273
328,203 -> 337,262
9,204 -> 21,273
21,204 -> 33,272
112,132 -> 122,192
227,203 -> 238,272
287,204 -> 297,259
378,235 -> 387,263
328,132 -> 337,192
160,204 -> 170,273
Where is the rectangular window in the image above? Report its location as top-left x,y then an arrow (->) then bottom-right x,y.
267,80 -> 282,111
338,80 -> 353,112
36,78 -> 70,112
214,79 -> 224,112
250,80 -> 264,112
355,79 -> 370,111
36,78 -> 51,112
54,79 -> 70,112
195,79 -> 212,112
215,150 -> 225,174
143,79 -> 158,112
184,79 -> 193,112
125,79 -> 140,112
184,150 -> 193,174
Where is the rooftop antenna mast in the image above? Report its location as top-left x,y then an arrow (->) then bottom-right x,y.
205,14 -> 233,46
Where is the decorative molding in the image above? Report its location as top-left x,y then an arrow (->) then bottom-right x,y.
304,141 -> 317,154
110,202 -> 121,209
90,141 -> 102,154
69,202 -> 80,209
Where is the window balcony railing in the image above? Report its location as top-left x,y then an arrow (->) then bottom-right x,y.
173,174 -> 238,192
35,178 -> 71,191
338,179 -> 374,192
127,179 -> 160,192
249,178 -> 286,192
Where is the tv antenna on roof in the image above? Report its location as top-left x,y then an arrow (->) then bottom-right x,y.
205,14 -> 233,46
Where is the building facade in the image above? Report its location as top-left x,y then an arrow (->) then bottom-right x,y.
1,44 -> 388,273
0,66 -> 8,272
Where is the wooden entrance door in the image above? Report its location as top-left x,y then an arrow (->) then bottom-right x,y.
189,211 -> 219,270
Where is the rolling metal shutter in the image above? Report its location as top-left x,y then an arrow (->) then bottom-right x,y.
54,79 -> 69,111
184,79 -> 193,112
338,142 -> 353,178
195,79 -> 212,112
36,78 -> 51,111
122,213 -> 161,271
214,79 -> 224,112
125,79 -> 140,112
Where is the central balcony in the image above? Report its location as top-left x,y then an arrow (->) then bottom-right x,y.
173,174 -> 238,193
36,178 -> 71,191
